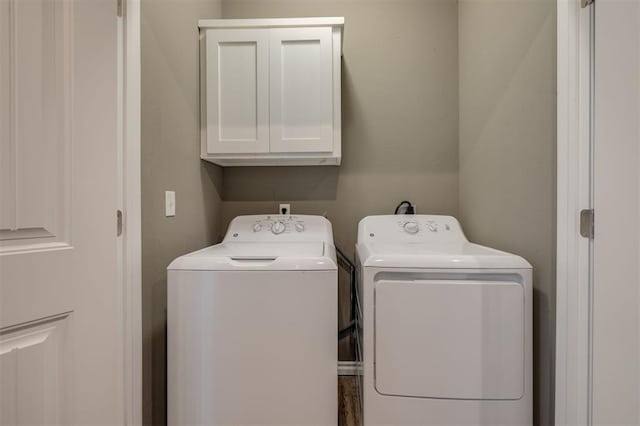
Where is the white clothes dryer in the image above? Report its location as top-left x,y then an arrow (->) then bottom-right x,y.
356,215 -> 532,425
168,215 -> 337,426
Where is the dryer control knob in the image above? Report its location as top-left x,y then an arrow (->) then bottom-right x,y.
295,222 -> 305,232
252,223 -> 262,232
404,222 -> 419,234
271,221 -> 286,235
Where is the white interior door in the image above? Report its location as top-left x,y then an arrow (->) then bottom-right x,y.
204,29 -> 269,154
0,0 -> 124,424
269,27 -> 334,153
592,1 -> 640,424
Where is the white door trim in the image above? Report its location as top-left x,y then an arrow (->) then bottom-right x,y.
555,0 -> 593,425
118,0 -> 142,424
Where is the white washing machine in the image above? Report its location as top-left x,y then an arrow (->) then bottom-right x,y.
356,215 -> 532,425
167,215 -> 337,426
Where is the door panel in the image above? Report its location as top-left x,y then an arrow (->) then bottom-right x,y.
0,0 -> 123,424
0,313 -> 69,425
205,29 -> 269,154
270,27 -> 333,153
0,0 -> 9,230
0,0 -> 69,251
375,279 -> 524,400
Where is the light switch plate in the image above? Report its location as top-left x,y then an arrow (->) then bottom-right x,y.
165,191 -> 176,217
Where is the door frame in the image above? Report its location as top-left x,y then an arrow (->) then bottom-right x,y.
118,0 -> 142,424
555,0 -> 593,424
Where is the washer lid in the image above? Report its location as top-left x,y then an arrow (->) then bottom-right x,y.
357,241 -> 531,269
168,242 -> 337,271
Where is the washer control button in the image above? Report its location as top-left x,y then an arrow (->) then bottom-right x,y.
404,222 -> 419,234
252,223 -> 262,233
271,221 -> 286,235
295,222 -> 305,232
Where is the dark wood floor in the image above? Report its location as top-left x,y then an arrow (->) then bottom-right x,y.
338,376 -> 361,426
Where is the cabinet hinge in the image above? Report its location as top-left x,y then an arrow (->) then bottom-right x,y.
117,210 -> 124,236
582,0 -> 594,8
580,209 -> 594,239
117,0 -> 125,17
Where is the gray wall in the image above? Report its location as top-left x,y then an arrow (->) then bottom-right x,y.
220,0 -> 460,256
140,0 -> 556,424
141,1 -> 223,424
458,1 -> 556,425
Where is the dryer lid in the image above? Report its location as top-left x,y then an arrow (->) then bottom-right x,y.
357,241 -> 531,269
168,242 -> 337,271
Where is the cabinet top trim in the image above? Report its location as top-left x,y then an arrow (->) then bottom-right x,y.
198,17 -> 345,30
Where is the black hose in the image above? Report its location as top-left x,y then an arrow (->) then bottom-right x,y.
394,200 -> 415,214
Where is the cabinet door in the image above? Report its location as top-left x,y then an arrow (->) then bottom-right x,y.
205,29 -> 269,154
269,28 -> 334,153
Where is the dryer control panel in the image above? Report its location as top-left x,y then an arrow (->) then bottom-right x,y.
357,215 -> 467,244
223,215 -> 334,244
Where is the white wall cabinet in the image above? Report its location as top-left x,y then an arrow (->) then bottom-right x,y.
204,29 -> 270,155
199,18 -> 343,166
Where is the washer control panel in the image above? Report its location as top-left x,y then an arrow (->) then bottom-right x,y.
250,216 -> 307,235
358,215 -> 467,243
223,215 -> 334,244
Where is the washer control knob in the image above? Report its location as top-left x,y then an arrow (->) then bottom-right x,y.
252,223 -> 262,233
295,222 -> 305,232
404,222 -> 419,234
271,221 -> 286,235
427,223 -> 438,232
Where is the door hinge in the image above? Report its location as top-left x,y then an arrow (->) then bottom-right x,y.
582,0 -> 594,8
580,209 -> 594,239
117,0 -> 125,17
117,210 -> 124,236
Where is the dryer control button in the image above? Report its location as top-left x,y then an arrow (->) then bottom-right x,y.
252,223 -> 262,232
404,222 -> 419,234
295,222 -> 305,232
271,221 -> 286,235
